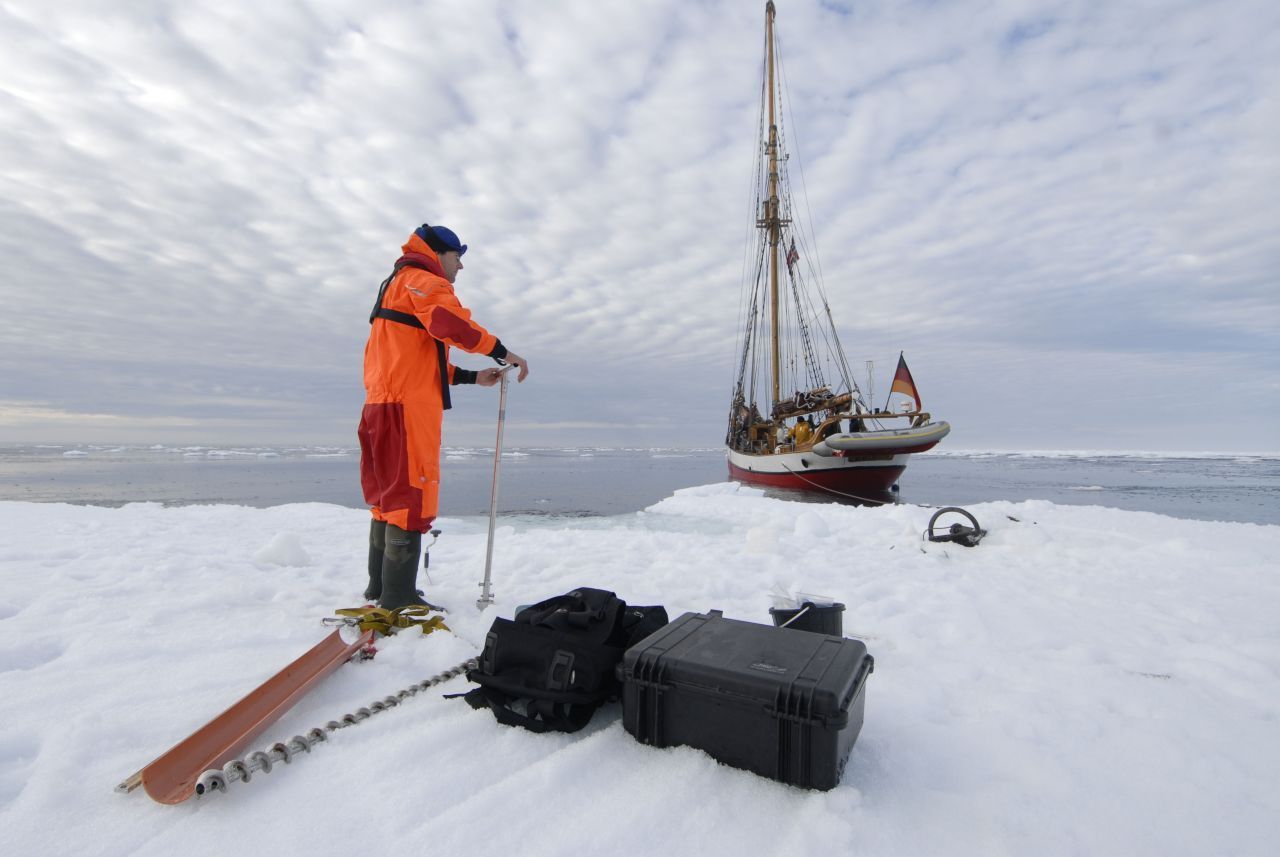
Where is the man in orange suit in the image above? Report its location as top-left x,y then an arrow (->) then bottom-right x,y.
359,223 -> 529,608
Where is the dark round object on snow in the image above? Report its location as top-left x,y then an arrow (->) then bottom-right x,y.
926,506 -> 987,547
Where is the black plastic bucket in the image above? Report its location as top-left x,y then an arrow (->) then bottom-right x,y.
769,601 -> 845,636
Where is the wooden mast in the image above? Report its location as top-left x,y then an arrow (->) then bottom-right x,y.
729,3 -> 950,475
765,0 -> 782,412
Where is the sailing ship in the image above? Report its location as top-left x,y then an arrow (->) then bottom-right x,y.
727,1 -> 950,498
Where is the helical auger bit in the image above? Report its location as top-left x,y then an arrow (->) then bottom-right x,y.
193,658 -> 476,799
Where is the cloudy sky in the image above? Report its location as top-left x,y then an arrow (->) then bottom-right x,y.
2,0 -> 1277,451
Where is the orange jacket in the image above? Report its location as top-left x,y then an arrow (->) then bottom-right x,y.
363,233 -> 500,406
358,234 -> 502,531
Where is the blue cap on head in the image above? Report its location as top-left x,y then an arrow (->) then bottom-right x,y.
414,223 -> 467,256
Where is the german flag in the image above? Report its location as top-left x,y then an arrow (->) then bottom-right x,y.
886,352 -> 921,412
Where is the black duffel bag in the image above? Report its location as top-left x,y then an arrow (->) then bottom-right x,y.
461,588 -> 668,733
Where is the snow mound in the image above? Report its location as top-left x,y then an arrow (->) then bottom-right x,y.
253,531 -> 312,567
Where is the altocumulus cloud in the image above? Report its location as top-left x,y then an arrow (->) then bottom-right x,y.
0,0 -> 1277,450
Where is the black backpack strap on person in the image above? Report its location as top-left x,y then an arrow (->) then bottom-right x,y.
459,588 -> 668,733
367,254 -> 453,410
369,259 -> 431,329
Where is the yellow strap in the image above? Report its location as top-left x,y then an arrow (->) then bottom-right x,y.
333,605 -> 450,636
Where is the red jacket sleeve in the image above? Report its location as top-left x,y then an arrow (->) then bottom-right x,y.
400,271 -> 499,356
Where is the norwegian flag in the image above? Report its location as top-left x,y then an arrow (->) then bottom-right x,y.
785,238 -> 799,270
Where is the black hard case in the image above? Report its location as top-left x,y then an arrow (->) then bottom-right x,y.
619,610 -> 873,790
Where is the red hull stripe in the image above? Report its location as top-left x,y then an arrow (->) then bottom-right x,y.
831,440 -> 941,456
727,460 -> 905,493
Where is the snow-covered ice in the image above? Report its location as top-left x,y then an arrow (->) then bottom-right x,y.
251,532 -> 311,568
1,483 -> 1278,856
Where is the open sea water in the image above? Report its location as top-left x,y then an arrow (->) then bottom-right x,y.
1,444 -> 1276,526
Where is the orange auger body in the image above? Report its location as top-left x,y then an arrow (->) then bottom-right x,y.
133,629 -> 375,804
359,234 -> 500,532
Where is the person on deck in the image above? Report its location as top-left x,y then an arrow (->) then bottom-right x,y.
358,223 -> 529,609
793,417 -> 813,446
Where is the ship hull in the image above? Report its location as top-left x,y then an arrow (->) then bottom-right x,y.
726,447 -> 908,497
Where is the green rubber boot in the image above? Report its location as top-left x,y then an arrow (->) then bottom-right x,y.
363,519 -> 387,602
377,524 -> 430,611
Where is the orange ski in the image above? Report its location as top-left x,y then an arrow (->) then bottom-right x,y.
117,628 -> 374,804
